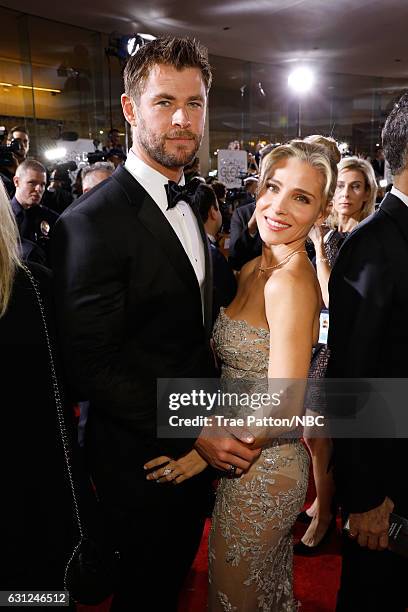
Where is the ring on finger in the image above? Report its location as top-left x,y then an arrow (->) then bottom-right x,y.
227,464 -> 237,477
163,467 -> 173,476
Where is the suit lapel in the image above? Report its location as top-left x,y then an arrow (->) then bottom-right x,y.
189,201 -> 213,338
380,192 -> 408,246
112,166 -> 211,329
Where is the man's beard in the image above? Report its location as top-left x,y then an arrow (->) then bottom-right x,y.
135,114 -> 201,169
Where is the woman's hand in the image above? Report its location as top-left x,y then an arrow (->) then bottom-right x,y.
144,449 -> 208,485
308,223 -> 326,248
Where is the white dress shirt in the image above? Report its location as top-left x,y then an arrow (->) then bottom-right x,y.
390,185 -> 408,208
124,150 -> 205,311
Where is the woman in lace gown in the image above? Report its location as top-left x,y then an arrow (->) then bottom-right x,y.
145,140 -> 338,611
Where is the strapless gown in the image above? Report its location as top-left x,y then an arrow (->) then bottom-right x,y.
208,308 -> 309,612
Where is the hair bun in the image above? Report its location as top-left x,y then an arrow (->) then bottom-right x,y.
304,135 -> 341,165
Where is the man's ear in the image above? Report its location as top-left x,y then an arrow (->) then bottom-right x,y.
121,93 -> 137,126
210,205 -> 219,221
13,175 -> 19,188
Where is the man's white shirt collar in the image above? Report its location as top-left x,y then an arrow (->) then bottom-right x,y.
390,185 -> 408,208
124,149 -> 185,211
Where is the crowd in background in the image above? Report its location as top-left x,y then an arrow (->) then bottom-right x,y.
0,121 -> 392,276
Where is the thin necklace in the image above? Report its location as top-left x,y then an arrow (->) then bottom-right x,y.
258,249 -> 307,273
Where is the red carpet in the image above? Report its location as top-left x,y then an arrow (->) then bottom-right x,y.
178,517 -> 341,612
77,518 -> 342,612
78,466 -> 343,612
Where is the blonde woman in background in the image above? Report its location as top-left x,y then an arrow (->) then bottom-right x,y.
310,156 -> 377,307
298,157 -> 377,552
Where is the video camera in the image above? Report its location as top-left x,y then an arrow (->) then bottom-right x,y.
87,150 -> 108,165
88,147 -> 126,166
53,160 -> 77,174
49,160 -> 77,194
0,137 -> 24,167
225,186 -> 249,208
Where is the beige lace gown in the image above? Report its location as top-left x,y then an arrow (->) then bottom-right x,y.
208,308 -> 310,612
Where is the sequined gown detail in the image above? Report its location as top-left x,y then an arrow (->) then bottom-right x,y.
209,309 -> 310,612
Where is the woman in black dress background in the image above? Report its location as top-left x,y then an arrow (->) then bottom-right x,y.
0,178 -> 74,591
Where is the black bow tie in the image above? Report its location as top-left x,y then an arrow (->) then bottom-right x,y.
164,180 -> 195,210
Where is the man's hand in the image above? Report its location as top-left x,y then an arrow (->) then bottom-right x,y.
348,497 -> 394,550
194,425 -> 261,475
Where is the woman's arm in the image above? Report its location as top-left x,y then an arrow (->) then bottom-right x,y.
246,269 -> 319,447
309,225 -> 331,307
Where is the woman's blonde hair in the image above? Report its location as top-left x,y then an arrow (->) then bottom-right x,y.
258,138 -> 338,212
304,135 -> 341,165
331,156 -> 377,227
0,178 -> 21,317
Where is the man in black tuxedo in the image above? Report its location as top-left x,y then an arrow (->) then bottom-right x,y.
53,37 -> 259,611
195,183 -> 237,323
327,92 -> 408,611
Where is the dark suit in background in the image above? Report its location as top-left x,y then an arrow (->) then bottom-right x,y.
208,237 -> 237,323
228,201 -> 262,270
327,193 -> 408,611
53,164 -> 215,610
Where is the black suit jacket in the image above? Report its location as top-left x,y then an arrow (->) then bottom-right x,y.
209,239 -> 237,324
228,201 -> 262,270
52,165 -> 215,508
327,193 -> 408,513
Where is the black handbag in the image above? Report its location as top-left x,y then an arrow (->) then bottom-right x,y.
64,535 -> 120,605
24,264 -> 120,605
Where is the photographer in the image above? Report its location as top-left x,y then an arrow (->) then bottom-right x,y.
0,126 -> 26,197
237,176 -> 258,208
8,125 -> 30,162
42,162 -> 76,214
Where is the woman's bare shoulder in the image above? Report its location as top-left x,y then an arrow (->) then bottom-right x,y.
264,263 -> 320,312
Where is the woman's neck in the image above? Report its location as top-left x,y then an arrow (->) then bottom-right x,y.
337,215 -> 359,233
258,238 -> 306,271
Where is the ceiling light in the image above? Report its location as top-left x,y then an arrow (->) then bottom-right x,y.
127,33 -> 156,57
0,81 -> 61,93
138,33 -> 156,41
18,85 -> 61,93
288,67 -> 315,94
